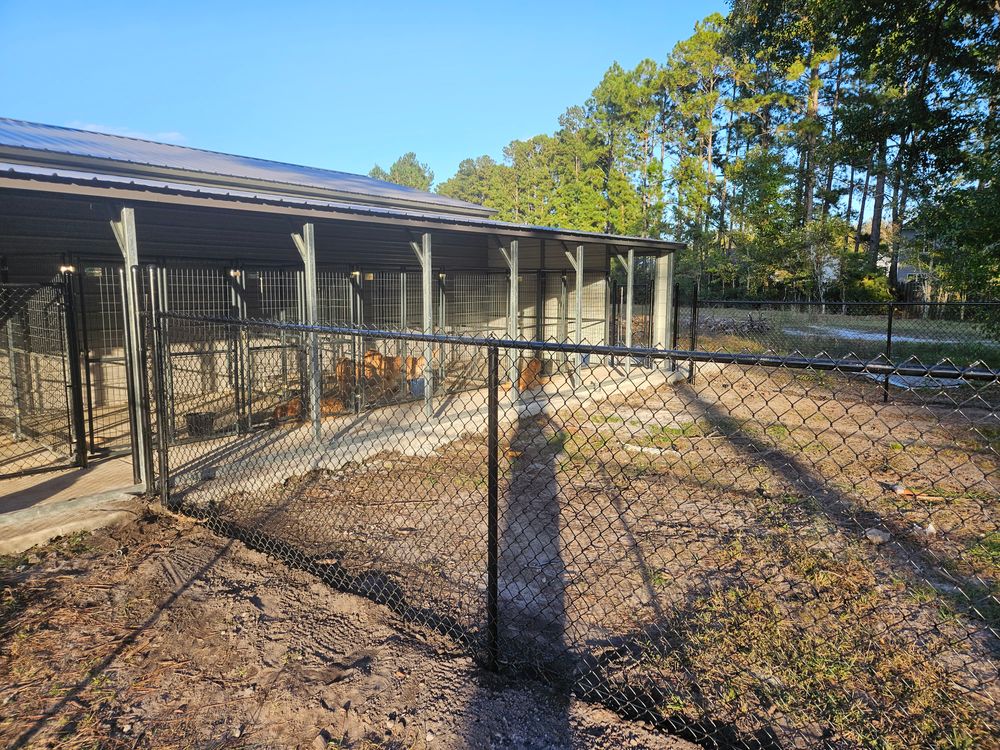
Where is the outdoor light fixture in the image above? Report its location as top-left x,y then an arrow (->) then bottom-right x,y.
351,270 -> 361,279
364,272 -> 374,281
59,264 -> 76,274
229,269 -> 241,278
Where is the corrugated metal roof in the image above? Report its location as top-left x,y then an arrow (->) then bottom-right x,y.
0,117 -> 491,216
0,160 -> 684,252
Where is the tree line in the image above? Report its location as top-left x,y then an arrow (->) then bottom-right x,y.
371,0 -> 1000,302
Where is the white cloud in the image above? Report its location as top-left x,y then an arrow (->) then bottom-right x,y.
66,121 -> 187,145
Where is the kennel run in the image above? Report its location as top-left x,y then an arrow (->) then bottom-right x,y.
0,117 -> 682,485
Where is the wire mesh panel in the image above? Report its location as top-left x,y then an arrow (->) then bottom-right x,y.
253,269 -> 302,323
241,269 -> 305,429
446,271 -> 508,336
151,314 -> 999,749
610,259 -> 646,349
157,266 -> 246,439
317,270 -> 354,326
362,270 -> 404,330
570,271 -> 608,346
76,264 -> 132,455
518,273 -> 539,340
0,282 -> 75,477
632,256 -> 655,349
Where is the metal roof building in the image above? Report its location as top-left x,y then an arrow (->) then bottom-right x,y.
0,117 -> 682,488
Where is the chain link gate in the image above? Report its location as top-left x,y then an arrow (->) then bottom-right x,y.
0,280 -> 85,478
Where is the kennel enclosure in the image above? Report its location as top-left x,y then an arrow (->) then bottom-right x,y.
0,117 -> 682,484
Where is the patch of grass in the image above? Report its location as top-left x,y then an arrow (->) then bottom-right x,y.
906,581 -> 938,605
766,423 -> 790,440
55,530 -> 92,555
650,583 -> 987,749
969,531 -> 1000,568
645,420 -> 706,447
776,493 -> 820,512
590,413 -> 623,424
650,571 -> 671,588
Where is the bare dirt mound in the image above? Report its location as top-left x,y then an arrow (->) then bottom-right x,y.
0,506 -> 696,750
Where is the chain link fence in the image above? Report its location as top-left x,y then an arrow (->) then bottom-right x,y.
686,299 -> 1000,371
0,280 -> 85,478
148,310 -> 998,749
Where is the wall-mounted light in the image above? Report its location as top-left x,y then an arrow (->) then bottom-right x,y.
59,265 -> 76,274
364,272 -> 374,282
229,269 -> 241,278
351,270 -> 361,279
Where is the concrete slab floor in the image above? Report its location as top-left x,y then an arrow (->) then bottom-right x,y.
0,456 -> 137,516
0,456 -> 142,555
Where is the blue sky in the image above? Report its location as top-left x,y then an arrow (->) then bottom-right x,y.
0,1 -> 727,184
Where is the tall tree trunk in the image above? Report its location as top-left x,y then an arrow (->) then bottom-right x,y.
718,95 -> 736,238
855,157 -> 873,253
801,53 -> 822,225
821,56 -> 844,218
868,139 -> 888,271
844,163 -> 856,230
703,113 -> 714,235
888,130 -> 913,293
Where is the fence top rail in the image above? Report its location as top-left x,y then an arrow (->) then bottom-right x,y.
0,281 -> 62,289
698,298 -> 1000,308
152,311 -> 1000,382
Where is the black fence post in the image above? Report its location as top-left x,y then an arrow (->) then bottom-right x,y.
486,342 -> 500,672
132,265 -> 155,489
62,271 -> 88,469
884,302 -> 895,403
688,284 -> 699,384
670,282 -> 680,372
149,276 -> 172,507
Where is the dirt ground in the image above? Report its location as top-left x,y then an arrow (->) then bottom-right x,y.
0,505 -> 698,750
169,362 -> 1000,749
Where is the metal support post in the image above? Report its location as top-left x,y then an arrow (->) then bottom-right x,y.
559,273 -> 568,365
409,233 -> 433,418
5,315 -> 22,442
62,271 -> 88,468
500,239 -> 519,390
619,248 -> 635,374
131,266 -> 155,487
564,244 -> 584,383
350,269 -> 363,412
652,252 -> 676,374
110,207 -> 150,490
149,277 -> 173,507
227,268 -> 250,433
399,269 -> 408,397
688,284 -> 699,385
437,272 -> 447,381
535,242 -> 545,342
670,282 -> 680,372
292,223 -> 322,441
486,343 -> 500,672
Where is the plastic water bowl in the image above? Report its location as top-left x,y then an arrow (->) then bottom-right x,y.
409,378 -> 426,398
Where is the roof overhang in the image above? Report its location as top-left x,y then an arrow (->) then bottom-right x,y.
0,145 -> 496,219
0,162 -> 684,254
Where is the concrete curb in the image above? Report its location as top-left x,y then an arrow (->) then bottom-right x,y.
0,490 -> 144,555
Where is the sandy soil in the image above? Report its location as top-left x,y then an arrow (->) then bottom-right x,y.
0,506 -> 697,750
